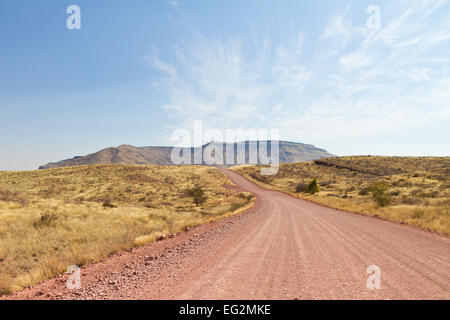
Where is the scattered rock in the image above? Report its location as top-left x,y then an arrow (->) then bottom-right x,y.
145,255 -> 156,261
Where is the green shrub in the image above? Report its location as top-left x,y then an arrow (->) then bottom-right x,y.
305,179 -> 320,195
369,181 -> 391,207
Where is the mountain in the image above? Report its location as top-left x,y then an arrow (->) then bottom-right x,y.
38,141 -> 335,169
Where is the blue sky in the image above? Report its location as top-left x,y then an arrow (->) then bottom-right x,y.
1,0 -> 449,170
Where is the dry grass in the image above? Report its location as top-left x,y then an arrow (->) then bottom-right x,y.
233,156 -> 450,236
0,164 -> 254,294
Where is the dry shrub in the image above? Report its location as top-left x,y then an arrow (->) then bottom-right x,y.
33,213 -> 58,228
102,201 -> 117,208
295,183 -> 307,193
0,189 -> 29,206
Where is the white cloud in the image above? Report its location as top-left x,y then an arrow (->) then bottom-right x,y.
166,0 -> 180,8
148,35 -> 312,130
148,55 -> 177,78
339,52 -> 373,69
322,15 -> 352,39
150,0 -> 450,142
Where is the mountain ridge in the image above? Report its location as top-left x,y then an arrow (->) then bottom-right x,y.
38,141 -> 336,169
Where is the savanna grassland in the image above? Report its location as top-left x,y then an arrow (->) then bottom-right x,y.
0,165 -> 254,294
233,156 -> 450,235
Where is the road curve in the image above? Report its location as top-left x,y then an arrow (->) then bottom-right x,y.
5,169 -> 450,300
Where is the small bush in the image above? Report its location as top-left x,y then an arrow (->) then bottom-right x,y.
389,190 -> 400,196
230,203 -> 244,212
305,179 -> 320,195
359,187 -> 370,196
185,187 -> 208,206
33,213 -> 58,228
103,201 -> 117,208
400,195 -> 421,205
295,183 -> 307,193
419,191 -> 439,198
369,181 -> 391,207
238,193 -> 254,202
249,173 -> 269,184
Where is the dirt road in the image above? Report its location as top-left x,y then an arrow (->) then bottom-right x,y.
6,169 -> 450,300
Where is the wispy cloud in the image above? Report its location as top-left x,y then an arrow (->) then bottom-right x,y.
150,0 -> 450,142
166,0 -> 180,9
339,52 -> 373,69
322,15 -> 353,39
148,34 -> 311,129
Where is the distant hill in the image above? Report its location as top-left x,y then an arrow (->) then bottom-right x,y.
38,141 -> 335,169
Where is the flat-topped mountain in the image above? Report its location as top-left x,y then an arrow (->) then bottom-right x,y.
38,141 -> 335,169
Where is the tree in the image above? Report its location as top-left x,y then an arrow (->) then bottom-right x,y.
369,181 -> 391,207
185,187 -> 208,206
305,179 -> 320,195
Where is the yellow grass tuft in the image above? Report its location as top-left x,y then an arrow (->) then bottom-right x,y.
134,232 -> 164,247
